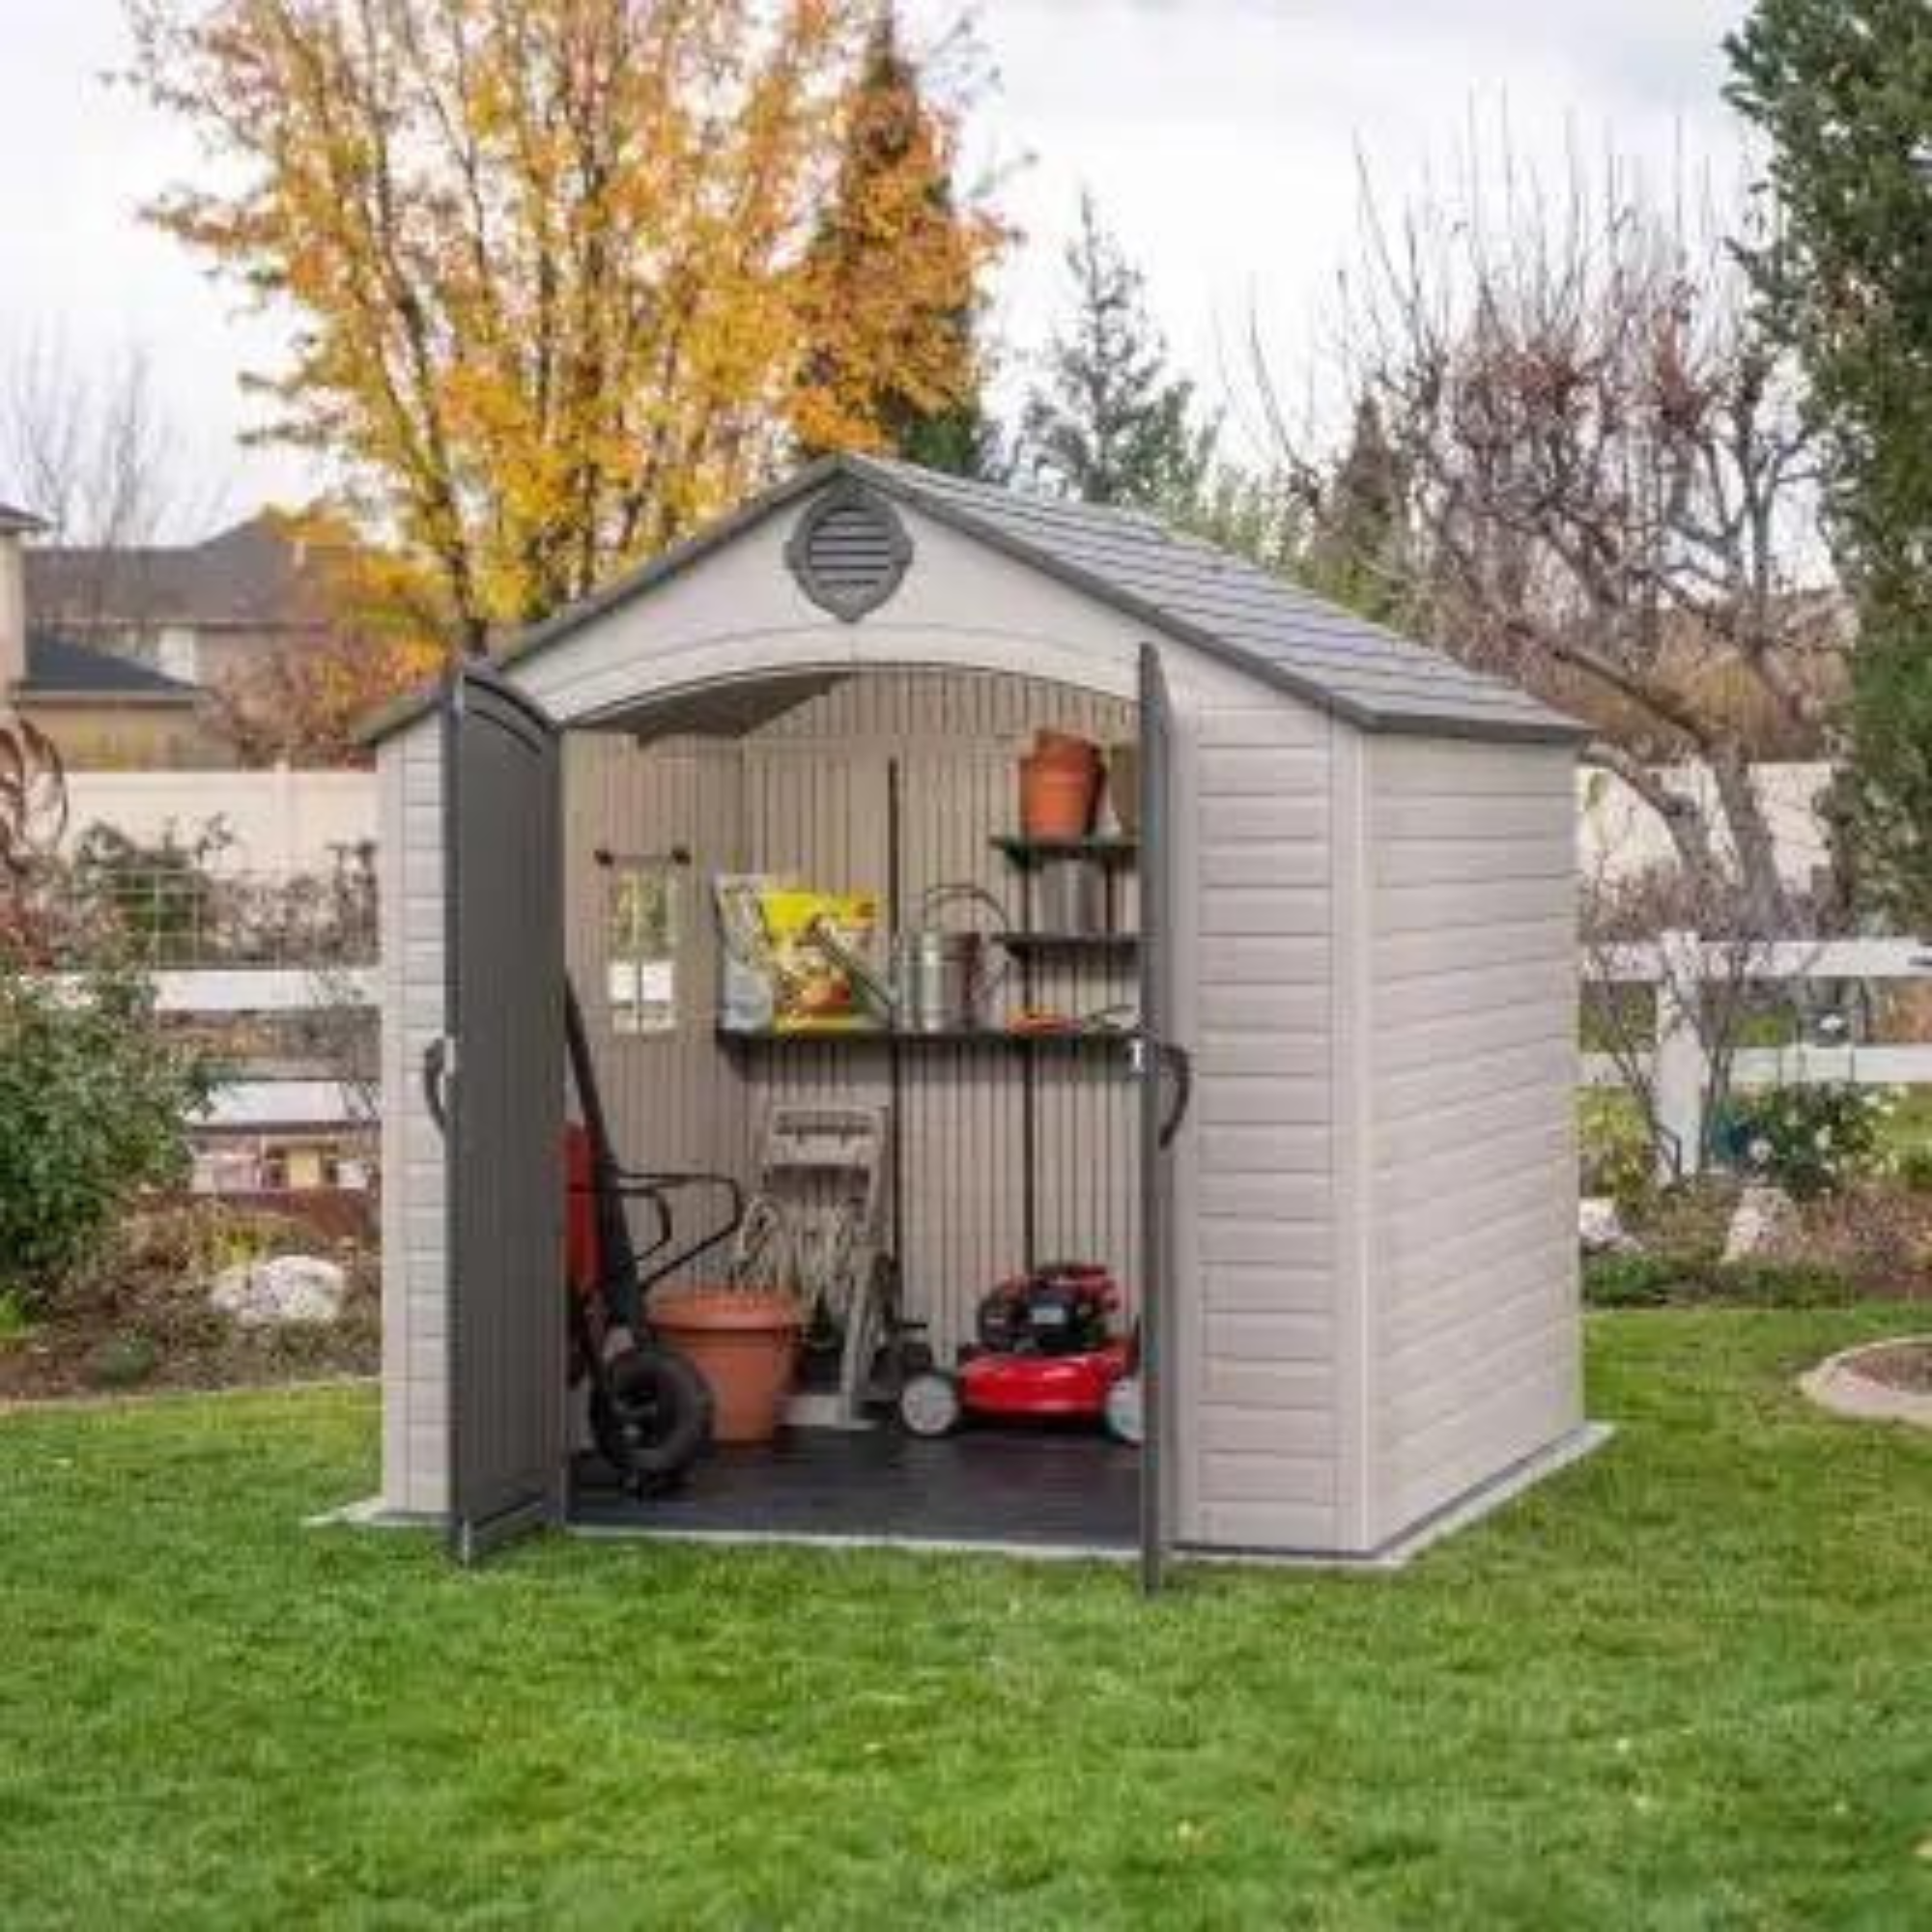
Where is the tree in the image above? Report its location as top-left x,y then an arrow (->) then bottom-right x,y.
1255,141 -> 1834,938
1018,192 -> 1216,509
1728,1 -> 1932,929
788,8 -> 1004,474
128,0 -> 1001,650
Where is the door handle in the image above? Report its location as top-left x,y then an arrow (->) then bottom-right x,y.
1128,1036 -> 1194,1149
422,1037 -> 451,1133
1155,1041 -> 1194,1149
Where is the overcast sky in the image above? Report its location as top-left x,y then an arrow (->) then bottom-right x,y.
0,0 -> 1749,529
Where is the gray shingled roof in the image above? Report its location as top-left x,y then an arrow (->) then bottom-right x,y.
22,631 -> 200,700
368,454 -> 1585,745
849,458 -> 1580,742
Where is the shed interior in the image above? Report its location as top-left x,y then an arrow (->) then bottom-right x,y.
562,665 -> 1153,1549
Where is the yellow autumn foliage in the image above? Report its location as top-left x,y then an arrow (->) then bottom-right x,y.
128,0 -> 1007,649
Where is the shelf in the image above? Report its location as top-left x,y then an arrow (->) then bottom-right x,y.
717,1025 -> 1134,1052
989,834 -> 1139,867
995,930 -> 1140,959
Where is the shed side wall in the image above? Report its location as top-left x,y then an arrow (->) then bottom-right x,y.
379,722 -> 449,1516
1364,736 -> 1581,1542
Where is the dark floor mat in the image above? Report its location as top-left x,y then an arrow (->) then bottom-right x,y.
571,1425 -> 1138,1548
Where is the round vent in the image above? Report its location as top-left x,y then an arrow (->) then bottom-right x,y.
784,483 -> 913,622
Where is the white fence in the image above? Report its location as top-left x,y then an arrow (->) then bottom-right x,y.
61,768 -> 378,876
1582,932 -> 1932,1170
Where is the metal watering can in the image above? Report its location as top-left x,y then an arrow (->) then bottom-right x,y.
808,883 -> 1009,1035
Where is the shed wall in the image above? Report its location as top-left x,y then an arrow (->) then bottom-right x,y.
1362,736 -> 1581,1543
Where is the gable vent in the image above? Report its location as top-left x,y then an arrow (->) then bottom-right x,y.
784,483 -> 913,622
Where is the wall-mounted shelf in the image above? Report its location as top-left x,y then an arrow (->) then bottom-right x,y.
989,834 -> 1139,867
995,931 -> 1140,960
717,1025 -> 1132,1052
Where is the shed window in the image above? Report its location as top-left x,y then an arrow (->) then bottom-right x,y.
607,861 -> 679,1036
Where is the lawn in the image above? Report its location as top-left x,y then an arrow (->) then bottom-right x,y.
3,1311 -> 1930,1930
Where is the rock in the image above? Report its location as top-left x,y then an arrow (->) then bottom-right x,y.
1721,1185 -> 1799,1265
210,1255 -> 347,1329
1579,1197 -> 1636,1255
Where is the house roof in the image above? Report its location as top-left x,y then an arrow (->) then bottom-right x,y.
366,455 -> 1588,747
0,501 -> 45,536
23,514 -> 325,635
19,630 -> 202,702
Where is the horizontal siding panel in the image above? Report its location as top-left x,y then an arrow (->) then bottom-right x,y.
1200,1219 -> 1335,1268
1202,1451 -> 1335,1506
1199,795 -> 1329,845
1196,747 -> 1330,798
1194,984 -> 1332,1034
1196,706 -> 1329,750
1374,915 -> 1576,980
1372,745 -> 1574,797
1199,1123 -> 1332,1174
1198,1075 -> 1333,1127
1196,1500 -> 1339,1550
1205,1312 -> 1334,1361
1196,1031 -> 1330,1082
1204,1260 -> 1334,1312
1375,793 -> 1576,841
1197,937 -> 1330,984
1374,1076 -> 1573,1165
1199,1172 -> 1332,1223
1198,1405 -> 1336,1458
1374,875 -> 1578,937
1204,1359 -> 1335,1411
1374,835 -> 1575,889
1378,1036 -> 1577,1124
1200,843 -> 1329,890
1200,887 -> 1331,937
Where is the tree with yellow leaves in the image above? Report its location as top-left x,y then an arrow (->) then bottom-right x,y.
128,1 -> 1007,651
789,9 -> 1005,473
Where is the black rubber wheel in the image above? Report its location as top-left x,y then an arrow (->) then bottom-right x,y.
592,1344 -> 713,1488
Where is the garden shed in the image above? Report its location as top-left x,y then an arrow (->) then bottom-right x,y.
367,454 -> 1596,1577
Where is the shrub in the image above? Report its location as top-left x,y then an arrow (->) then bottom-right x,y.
1724,1083 -> 1889,1200
1582,1253 -> 1681,1308
0,955 -> 211,1306
1579,1092 -> 1655,1210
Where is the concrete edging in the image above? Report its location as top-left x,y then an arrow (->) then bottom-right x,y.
1799,1339 -> 1932,1431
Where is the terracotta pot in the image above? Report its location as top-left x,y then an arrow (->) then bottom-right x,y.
1032,728 -> 1102,774
1020,754 -> 1098,839
650,1287 -> 803,1444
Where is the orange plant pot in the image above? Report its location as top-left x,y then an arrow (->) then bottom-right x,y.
1020,755 -> 1099,839
649,1287 -> 803,1444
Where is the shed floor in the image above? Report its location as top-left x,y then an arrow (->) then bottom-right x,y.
569,1427 -> 1138,1551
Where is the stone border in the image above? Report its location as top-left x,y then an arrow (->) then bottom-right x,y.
1799,1339 -> 1932,1431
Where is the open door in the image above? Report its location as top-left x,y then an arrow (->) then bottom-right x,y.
1138,643 -> 1191,1593
438,660 -> 566,1563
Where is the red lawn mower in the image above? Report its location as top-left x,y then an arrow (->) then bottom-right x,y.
896,1262 -> 1143,1445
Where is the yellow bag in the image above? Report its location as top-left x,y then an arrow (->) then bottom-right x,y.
759,888 -> 882,1031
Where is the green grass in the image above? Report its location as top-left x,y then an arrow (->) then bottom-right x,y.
3,1312 -> 1931,1929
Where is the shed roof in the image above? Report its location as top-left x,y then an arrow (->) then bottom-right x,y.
366,455 -> 1587,746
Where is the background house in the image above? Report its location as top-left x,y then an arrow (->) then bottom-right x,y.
1,500 -> 212,768
23,511 -> 333,696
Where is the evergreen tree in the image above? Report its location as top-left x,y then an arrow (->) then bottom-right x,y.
1019,193 -> 1216,509
1730,1 -> 1932,924
789,8 -> 1003,476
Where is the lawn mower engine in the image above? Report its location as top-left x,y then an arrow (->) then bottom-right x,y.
897,1263 -> 1142,1444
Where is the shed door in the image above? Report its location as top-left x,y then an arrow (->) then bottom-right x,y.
1138,643 -> 1190,1593
441,661 -> 566,1564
